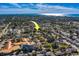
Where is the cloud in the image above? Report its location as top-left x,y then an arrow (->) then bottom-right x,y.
0,3 -> 21,8
0,5 -> 9,8
35,4 -> 79,14
0,8 -> 39,14
0,3 -> 79,14
11,3 -> 22,8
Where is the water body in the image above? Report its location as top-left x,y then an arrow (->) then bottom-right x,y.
0,14 -> 79,17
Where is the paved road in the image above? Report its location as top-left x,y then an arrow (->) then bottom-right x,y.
51,29 -> 79,52
0,16 -> 15,49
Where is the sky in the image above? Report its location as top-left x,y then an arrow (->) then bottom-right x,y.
0,3 -> 79,16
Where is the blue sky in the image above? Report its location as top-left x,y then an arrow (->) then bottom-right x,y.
0,3 -> 79,16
